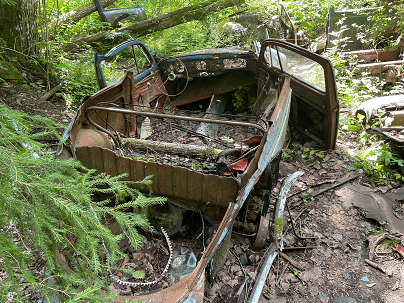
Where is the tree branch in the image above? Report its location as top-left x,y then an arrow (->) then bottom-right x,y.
56,0 -> 118,25
64,0 -> 244,51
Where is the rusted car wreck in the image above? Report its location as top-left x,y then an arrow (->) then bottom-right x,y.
57,39 -> 339,302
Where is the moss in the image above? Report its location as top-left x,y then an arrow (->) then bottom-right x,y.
0,60 -> 25,83
272,217 -> 284,239
201,147 -> 221,155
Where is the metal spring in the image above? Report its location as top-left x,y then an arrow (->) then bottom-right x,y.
110,227 -> 173,287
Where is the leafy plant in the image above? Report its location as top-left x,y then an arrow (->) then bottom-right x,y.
363,221 -> 389,238
301,147 -> 325,162
231,85 -> 253,112
220,136 -> 234,143
0,105 -> 165,302
281,150 -> 293,160
347,142 -> 404,185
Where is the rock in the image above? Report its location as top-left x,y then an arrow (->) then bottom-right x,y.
318,292 -> 329,303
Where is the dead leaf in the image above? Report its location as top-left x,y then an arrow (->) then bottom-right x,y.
226,279 -> 239,287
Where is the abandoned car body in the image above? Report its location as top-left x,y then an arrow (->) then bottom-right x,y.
57,39 -> 339,302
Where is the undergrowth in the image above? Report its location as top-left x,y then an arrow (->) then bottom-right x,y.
0,104 -> 165,302
326,40 -> 404,185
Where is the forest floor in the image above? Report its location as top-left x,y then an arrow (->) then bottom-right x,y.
1,81 -> 404,303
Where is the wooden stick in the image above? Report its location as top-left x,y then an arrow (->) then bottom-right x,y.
364,259 -> 386,273
123,138 -> 222,157
38,83 -> 62,103
279,251 -> 303,271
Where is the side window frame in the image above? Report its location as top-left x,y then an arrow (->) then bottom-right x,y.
258,39 -> 339,149
94,40 -> 156,90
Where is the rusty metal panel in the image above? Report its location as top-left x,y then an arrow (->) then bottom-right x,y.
216,177 -> 238,208
102,148 -> 117,176
159,163 -> 174,197
133,159 -> 146,183
145,161 -> 160,194
173,166 -> 189,201
74,146 -> 238,206
201,174 -> 218,204
113,264 -> 205,303
115,156 -> 131,181
75,146 -> 91,170
170,72 -> 256,107
88,147 -> 104,174
187,171 -> 204,202
258,40 -> 339,149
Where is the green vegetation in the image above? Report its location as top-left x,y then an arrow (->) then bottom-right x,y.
231,85 -> 254,113
0,105 -> 165,301
362,221 -> 399,255
301,147 -> 325,162
281,150 -> 293,160
3,0 -> 404,299
363,221 -> 389,238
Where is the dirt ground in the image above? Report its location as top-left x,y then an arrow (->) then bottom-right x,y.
1,82 -> 404,303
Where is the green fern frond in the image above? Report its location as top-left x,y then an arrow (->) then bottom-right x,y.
0,105 -> 166,302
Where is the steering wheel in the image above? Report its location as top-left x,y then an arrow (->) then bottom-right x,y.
155,57 -> 189,97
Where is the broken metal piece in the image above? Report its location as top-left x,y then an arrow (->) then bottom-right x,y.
395,244 -> 404,258
343,183 -> 404,234
251,215 -> 270,250
85,106 -> 267,139
370,127 -> 404,144
249,171 -> 303,303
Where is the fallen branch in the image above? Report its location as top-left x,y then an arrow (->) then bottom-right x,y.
290,174 -> 360,211
364,258 -> 386,273
122,138 -> 222,157
282,246 -> 317,250
64,0 -> 244,51
276,263 -> 289,286
279,251 -> 303,271
54,0 -> 118,26
307,174 -> 360,199
38,83 -> 62,103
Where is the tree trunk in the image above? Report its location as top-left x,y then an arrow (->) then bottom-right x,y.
65,0 -> 244,51
59,0 -> 118,24
0,0 -> 38,55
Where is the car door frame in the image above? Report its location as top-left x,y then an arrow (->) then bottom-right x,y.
94,39 -> 157,90
257,39 -> 339,149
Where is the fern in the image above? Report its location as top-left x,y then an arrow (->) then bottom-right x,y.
0,104 -> 165,302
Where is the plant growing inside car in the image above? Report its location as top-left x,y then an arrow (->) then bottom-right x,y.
0,105 -> 165,302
